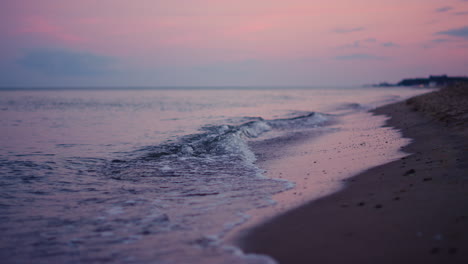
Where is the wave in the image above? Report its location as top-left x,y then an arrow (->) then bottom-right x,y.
98,114 -> 332,262
334,102 -> 365,111
105,112 -> 329,182
146,112 -> 328,164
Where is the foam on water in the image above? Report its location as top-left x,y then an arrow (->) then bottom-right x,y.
110,112 -> 329,179
84,112 -> 327,263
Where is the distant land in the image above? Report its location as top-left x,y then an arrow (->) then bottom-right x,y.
371,75 -> 468,88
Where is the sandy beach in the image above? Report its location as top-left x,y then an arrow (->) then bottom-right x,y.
238,84 -> 468,264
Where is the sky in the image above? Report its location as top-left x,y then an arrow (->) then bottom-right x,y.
1,0 -> 468,87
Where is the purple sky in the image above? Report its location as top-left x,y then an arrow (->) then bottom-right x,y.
1,0 -> 468,87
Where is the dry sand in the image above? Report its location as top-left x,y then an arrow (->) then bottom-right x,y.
238,84 -> 468,264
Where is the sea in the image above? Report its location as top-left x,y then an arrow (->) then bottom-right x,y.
0,86 -> 431,264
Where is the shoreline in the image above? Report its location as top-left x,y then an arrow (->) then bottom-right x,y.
237,84 -> 468,263
225,109 -> 414,244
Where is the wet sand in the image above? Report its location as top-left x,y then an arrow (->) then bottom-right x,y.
238,84 -> 468,264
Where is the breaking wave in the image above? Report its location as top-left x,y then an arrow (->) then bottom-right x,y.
107,112 -> 330,181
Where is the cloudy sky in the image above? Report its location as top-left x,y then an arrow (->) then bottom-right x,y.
1,0 -> 468,87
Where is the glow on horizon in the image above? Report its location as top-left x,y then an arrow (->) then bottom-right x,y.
1,0 -> 467,86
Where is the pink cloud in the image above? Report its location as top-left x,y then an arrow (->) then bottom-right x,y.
17,17 -> 86,45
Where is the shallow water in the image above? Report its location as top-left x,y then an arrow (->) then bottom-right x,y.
0,87 -> 431,263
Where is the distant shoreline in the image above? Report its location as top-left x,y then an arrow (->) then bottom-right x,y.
371,75 -> 468,88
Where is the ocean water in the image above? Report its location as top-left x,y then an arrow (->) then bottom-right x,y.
0,87 -> 430,264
